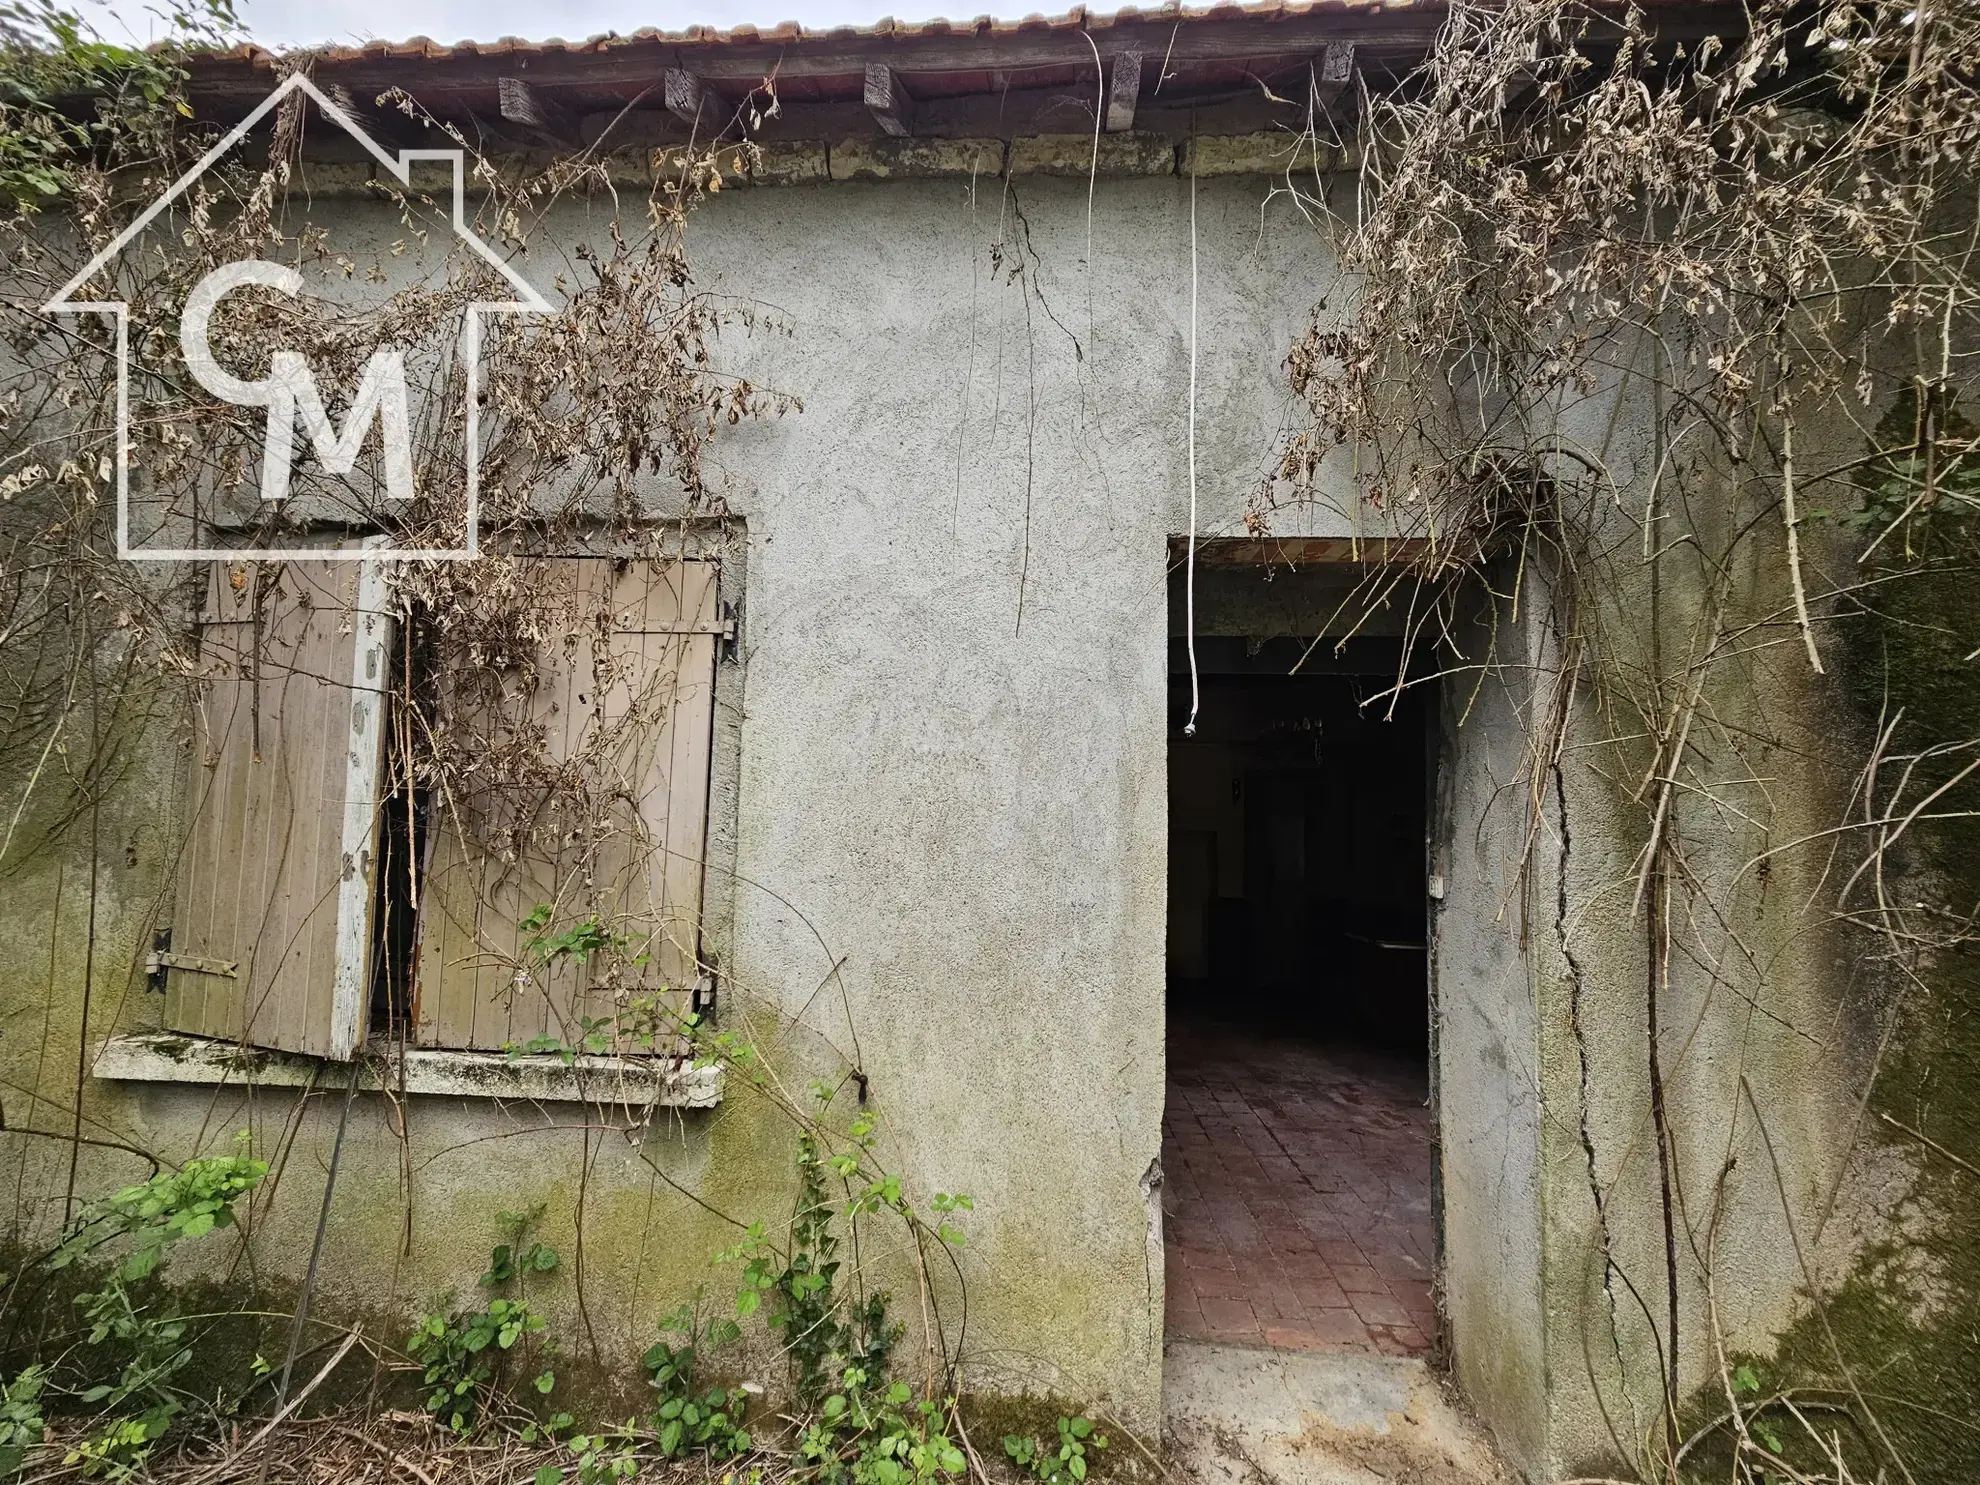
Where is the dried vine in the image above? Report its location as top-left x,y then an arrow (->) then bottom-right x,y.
1271,1 -> 1980,1480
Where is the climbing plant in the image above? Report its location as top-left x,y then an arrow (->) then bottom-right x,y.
0,1140 -> 266,1476
1269,0 -> 1980,1480
408,1207 -> 561,1434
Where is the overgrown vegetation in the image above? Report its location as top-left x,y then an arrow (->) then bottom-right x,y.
0,0 -> 234,205
1002,1416 -> 1107,1485
0,1142 -> 266,1477
0,1098 -> 1110,1485
1267,0 -> 1980,1479
408,1205 -> 560,1433
642,1319 -> 752,1461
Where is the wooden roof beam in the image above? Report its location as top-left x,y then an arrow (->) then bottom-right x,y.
498,76 -> 581,146
1105,47 -> 1142,132
1311,41 -> 1356,113
319,80 -> 424,147
664,67 -> 709,127
864,63 -> 914,136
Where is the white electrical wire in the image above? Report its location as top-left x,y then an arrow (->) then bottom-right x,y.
1183,137 -> 1201,738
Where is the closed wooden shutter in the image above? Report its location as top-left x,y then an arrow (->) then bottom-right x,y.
413,559 -> 720,1052
165,557 -> 395,1059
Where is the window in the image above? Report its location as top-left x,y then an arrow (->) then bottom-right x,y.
152,555 -> 724,1066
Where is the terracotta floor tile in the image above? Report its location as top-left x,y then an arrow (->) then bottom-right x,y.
1305,1306 -> 1377,1349
1370,1248 -> 1429,1280
1198,1296 -> 1261,1343
1163,1023 -> 1437,1357
1349,1290 -> 1414,1327
1290,1275 -> 1350,1311
1369,1324 -> 1431,1356
1248,1288 -> 1300,1323
1333,1264 -> 1389,1295
1191,1266 -> 1253,1300
1279,1251 -> 1333,1280
1262,1325 -> 1326,1351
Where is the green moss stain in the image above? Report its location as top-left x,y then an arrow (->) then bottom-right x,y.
1699,406 -> 1980,1481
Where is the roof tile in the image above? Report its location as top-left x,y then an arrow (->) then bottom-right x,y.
196,0 -> 1402,69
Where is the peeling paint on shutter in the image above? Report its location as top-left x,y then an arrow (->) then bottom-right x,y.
165,555 -> 394,1059
412,559 -> 719,1052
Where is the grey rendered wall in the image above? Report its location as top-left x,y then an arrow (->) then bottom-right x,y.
1419,351 -> 1897,1479
1430,569 -> 1554,1471
3,150 -> 1899,1479
0,170 -> 1354,1433
676,173 -> 1353,1412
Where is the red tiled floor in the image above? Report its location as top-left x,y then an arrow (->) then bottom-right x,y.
1162,1022 -> 1437,1357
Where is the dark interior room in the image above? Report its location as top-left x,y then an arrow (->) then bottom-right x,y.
1161,619 -> 1439,1358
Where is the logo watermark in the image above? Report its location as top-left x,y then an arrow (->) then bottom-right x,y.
40,72 -> 551,561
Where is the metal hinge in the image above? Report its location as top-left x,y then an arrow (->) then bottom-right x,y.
720,600 -> 741,663
691,964 -> 719,1020
145,949 -> 239,980
615,616 -> 738,638
145,928 -> 171,993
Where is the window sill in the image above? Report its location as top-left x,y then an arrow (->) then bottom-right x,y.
93,1032 -> 723,1107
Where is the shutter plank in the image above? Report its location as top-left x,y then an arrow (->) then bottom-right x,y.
168,569 -> 259,1042
652,564 -> 717,988
258,579 -> 340,1054
415,559 -> 718,1052
172,615 -> 241,1039
298,592 -> 346,1052
164,559 -> 392,1057
330,561 -> 393,1057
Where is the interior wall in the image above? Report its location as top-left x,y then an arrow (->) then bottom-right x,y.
1166,657 -> 1428,1048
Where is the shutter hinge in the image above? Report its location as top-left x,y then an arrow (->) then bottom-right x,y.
145,942 -> 240,982
720,599 -> 741,663
145,927 -> 171,993
692,964 -> 719,1020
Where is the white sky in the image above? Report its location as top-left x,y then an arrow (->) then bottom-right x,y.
92,0 -> 1018,50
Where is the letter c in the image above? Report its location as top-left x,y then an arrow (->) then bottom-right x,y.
179,260 -> 305,405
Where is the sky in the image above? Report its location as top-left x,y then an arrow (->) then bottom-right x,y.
91,0 -> 998,49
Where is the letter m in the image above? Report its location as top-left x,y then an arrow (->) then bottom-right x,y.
270,348 -> 415,502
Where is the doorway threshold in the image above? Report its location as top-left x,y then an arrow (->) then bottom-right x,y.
1162,1340 -> 1512,1485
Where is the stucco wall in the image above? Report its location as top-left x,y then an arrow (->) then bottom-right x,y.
1430,567 -> 1552,1470
1412,349 -> 1941,1479
0,167 -> 1353,1433
1,149 -> 1948,1481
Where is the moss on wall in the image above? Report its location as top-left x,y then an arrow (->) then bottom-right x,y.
1697,502 -> 1980,1481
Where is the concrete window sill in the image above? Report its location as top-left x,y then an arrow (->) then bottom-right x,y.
93,1032 -> 723,1108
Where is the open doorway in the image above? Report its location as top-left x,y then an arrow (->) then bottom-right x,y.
1162,578 -> 1438,1358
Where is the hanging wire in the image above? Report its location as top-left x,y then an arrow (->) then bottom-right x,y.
1183,132 -> 1201,738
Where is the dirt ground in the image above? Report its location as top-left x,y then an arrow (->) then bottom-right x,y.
1162,1339 -> 1518,1485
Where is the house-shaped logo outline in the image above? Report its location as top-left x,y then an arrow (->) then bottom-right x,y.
41,71 -> 553,561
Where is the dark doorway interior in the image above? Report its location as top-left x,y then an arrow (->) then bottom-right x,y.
1162,633 -> 1438,1357
1166,646 -> 1428,1049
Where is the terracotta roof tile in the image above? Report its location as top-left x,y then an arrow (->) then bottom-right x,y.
195,0 -> 1428,69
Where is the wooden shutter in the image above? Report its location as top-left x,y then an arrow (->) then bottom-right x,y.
165,557 -> 394,1059
413,559 -> 720,1052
